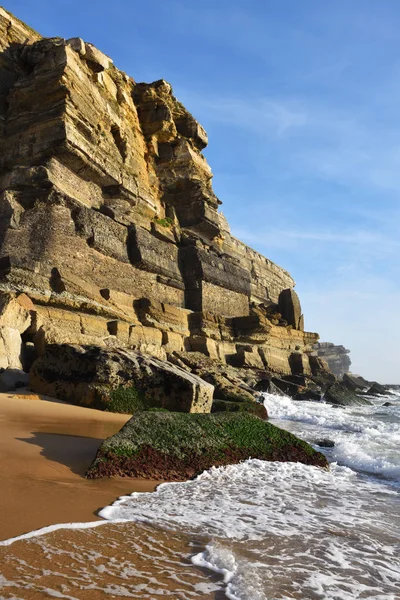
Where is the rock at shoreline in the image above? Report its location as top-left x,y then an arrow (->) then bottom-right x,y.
324,382 -> 371,406
259,379 -> 287,397
367,382 -> 391,396
29,344 -> 214,413
342,373 -> 370,391
315,438 -> 335,448
86,412 -> 328,480
0,367 -> 29,391
211,398 -> 268,420
170,351 -> 259,403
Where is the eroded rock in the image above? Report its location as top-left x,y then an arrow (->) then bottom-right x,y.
367,382 -> 391,396
0,11 -> 328,397
86,412 -> 328,480
0,367 -> 29,391
324,382 -> 371,406
278,289 -> 303,331
314,342 -> 351,378
30,344 -> 214,413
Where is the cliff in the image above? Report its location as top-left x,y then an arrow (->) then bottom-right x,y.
0,9 -> 324,406
314,342 -> 351,378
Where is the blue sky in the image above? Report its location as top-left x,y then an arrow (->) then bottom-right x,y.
7,0 -> 400,381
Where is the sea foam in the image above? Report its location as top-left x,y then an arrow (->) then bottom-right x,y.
2,392 -> 400,599
264,391 -> 400,482
99,459 -> 400,599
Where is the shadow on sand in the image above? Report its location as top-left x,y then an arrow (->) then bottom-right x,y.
16,432 -> 102,476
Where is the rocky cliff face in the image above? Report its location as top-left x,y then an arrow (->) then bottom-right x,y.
0,9 -> 320,391
314,342 -> 351,378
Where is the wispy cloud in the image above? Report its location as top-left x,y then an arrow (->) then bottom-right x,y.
178,91 -> 307,138
233,226 -> 400,254
168,1 -> 400,381
180,85 -> 400,196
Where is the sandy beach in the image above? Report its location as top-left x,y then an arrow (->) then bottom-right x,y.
0,391 -> 160,541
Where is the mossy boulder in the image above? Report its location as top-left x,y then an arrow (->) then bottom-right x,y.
86,412 -> 328,480
211,398 -> 268,420
29,344 -> 214,413
106,386 -> 147,413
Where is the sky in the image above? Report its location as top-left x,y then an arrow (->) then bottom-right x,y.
6,0 -> 400,382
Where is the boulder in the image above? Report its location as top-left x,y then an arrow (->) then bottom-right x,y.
308,355 -> 335,380
0,292 -> 32,333
324,382 -> 371,406
264,380 -> 287,397
278,289 -> 303,330
271,376 -> 304,397
171,351 -> 259,404
367,382 -> 390,396
342,373 -> 370,391
0,292 -> 33,369
0,327 -> 24,369
0,368 -> 29,391
30,344 -> 214,413
315,438 -> 335,448
86,412 -> 328,480
211,399 -> 268,420
66,37 -> 86,56
84,43 -> 113,71
232,346 -> 264,369
211,375 -> 256,403
294,389 -> 322,402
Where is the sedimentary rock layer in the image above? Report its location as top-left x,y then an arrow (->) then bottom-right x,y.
314,342 -> 351,378
0,9 -> 320,391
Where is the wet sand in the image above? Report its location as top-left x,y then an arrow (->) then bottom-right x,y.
0,520 -> 222,599
0,391 -> 160,541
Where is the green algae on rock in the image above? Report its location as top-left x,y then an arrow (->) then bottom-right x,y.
86,412 -> 328,480
211,398 -> 268,420
29,344 -> 214,413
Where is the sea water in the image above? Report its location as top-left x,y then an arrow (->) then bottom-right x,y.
1,391 -> 399,599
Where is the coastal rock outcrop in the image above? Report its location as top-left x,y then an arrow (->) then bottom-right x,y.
0,8 -> 321,395
29,344 -> 214,413
86,411 -> 328,480
0,292 -> 33,369
314,342 -> 351,378
366,382 -> 391,396
324,382 -> 371,406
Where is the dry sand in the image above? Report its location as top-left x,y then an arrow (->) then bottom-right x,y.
0,391 -> 159,541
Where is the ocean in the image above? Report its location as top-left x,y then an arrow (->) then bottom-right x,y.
1,390 -> 399,600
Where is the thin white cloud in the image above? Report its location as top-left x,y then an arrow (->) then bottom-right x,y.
170,7 -> 400,381
233,226 -> 400,254
179,86 -> 400,195
179,93 -> 307,138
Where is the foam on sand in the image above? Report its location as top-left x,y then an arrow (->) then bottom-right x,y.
98,459 -> 400,599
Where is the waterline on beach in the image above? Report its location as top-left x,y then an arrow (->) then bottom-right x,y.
1,391 -> 399,599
